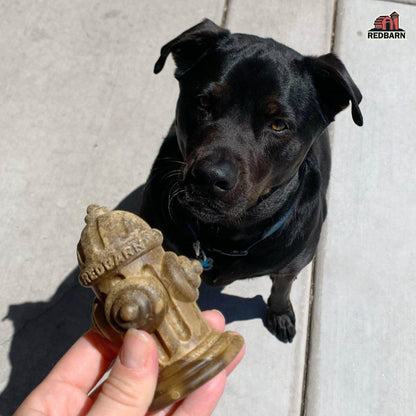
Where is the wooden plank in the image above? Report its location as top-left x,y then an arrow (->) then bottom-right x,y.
213,2 -> 334,415
305,1 -> 416,415
0,1 -> 224,413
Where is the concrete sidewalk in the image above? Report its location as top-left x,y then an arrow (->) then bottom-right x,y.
1,1 -> 415,415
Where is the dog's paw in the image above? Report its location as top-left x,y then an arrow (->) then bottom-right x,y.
265,304 -> 296,343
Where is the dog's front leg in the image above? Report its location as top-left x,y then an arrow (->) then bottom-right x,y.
265,273 -> 297,343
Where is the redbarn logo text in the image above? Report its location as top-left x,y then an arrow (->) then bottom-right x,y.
368,11 -> 405,39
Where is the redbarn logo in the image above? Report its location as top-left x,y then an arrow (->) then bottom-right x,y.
368,11 -> 405,39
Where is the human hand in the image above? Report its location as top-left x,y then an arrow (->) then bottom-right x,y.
14,310 -> 245,416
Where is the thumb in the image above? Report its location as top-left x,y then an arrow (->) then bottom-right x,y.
88,329 -> 159,416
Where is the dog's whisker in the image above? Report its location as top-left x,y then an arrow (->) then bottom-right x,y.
146,167 -> 184,187
152,164 -> 185,173
169,185 -> 184,202
163,172 -> 183,182
167,183 -> 185,222
154,157 -> 187,166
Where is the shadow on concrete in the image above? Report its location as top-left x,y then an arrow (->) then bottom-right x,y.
0,185 -> 266,415
197,283 -> 267,324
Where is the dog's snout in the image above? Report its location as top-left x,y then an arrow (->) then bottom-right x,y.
189,153 -> 238,196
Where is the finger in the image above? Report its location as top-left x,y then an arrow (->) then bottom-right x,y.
88,329 -> 159,416
90,311 -> 239,416
202,310 -> 225,332
14,331 -> 119,416
45,330 -> 118,393
89,310 -> 226,405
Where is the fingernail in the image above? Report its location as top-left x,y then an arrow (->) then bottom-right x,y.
120,329 -> 151,369
212,309 -> 225,319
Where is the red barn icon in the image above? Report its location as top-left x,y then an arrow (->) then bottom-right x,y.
373,11 -> 399,31
368,11 -> 405,38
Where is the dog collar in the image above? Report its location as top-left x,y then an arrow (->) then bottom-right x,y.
187,202 -> 295,271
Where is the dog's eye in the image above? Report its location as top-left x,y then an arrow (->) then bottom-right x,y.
271,120 -> 287,132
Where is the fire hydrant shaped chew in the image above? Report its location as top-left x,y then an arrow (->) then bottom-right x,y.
77,204 -> 244,411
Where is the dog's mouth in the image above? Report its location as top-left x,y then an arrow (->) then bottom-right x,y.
177,188 -> 242,223
175,182 -> 279,225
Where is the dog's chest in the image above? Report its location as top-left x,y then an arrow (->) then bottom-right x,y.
189,240 -> 290,285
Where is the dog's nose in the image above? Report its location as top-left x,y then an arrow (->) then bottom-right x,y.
190,155 -> 238,195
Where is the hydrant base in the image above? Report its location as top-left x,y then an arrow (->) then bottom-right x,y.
150,330 -> 244,411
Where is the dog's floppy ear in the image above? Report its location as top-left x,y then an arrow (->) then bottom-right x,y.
154,19 -> 229,78
305,53 -> 363,126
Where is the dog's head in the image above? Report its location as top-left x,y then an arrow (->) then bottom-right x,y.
155,19 -> 362,225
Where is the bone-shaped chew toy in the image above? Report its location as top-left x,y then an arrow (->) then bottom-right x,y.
77,204 -> 244,411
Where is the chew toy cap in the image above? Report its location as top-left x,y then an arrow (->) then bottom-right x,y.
77,204 -> 163,286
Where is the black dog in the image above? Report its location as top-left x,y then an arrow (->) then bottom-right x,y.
141,19 -> 362,343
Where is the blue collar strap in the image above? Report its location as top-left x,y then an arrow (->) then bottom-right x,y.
187,202 -> 295,270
